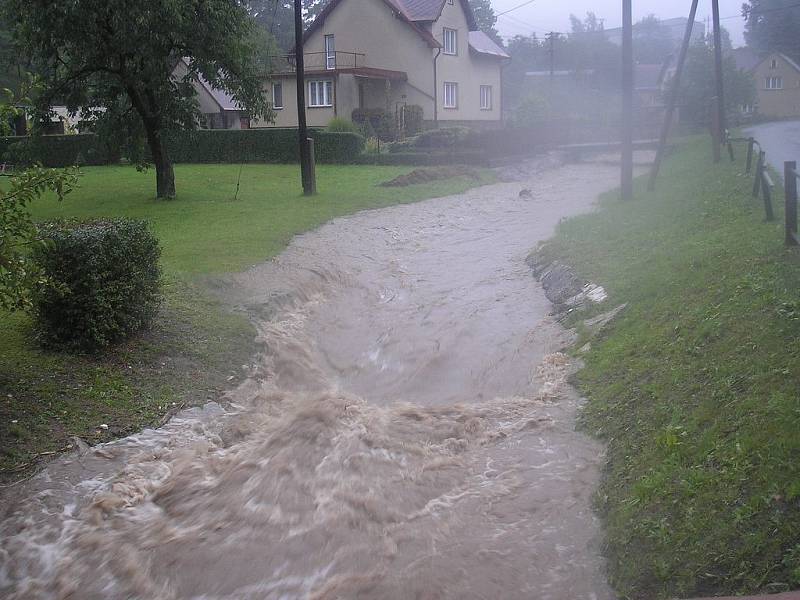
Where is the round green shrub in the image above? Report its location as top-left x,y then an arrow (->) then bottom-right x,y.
326,117 -> 361,134
32,219 -> 162,351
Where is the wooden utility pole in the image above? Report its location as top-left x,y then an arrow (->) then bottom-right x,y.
647,0 -> 699,191
294,0 -> 315,195
621,0 -> 633,201
711,0 -> 725,163
546,32 -> 557,83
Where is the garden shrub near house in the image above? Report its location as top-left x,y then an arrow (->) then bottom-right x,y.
326,117 -> 361,134
351,108 -> 396,141
413,126 -> 473,149
32,219 -> 162,351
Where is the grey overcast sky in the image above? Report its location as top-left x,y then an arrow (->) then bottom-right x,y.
491,0 -> 747,46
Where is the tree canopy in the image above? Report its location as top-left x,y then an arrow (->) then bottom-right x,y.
672,30 -> 755,127
5,0 -> 273,199
744,0 -> 800,63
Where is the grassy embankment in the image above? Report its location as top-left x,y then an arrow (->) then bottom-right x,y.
1,163 -> 492,478
538,136 -> 800,599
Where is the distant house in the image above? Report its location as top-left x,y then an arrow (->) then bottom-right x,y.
173,57 -> 251,130
733,49 -> 800,118
252,0 -> 509,130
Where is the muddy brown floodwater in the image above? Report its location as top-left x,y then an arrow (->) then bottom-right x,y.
1,157 -> 632,600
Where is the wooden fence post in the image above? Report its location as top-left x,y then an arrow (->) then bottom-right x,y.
307,137 -> 317,195
753,151 -> 764,198
786,161 -> 798,246
762,170 -> 775,222
745,138 -> 754,173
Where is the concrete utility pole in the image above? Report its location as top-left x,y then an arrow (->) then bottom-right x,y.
647,0 -> 699,191
711,0 -> 725,163
621,0 -> 634,201
294,0 -> 315,195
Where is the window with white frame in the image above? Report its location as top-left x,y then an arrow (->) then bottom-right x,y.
325,34 -> 335,70
443,82 -> 458,108
766,76 -> 783,90
771,58 -> 778,69
479,85 -> 492,110
308,80 -> 333,107
443,28 -> 457,55
272,82 -> 283,109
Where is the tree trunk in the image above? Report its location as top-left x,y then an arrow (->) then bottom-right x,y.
144,125 -> 175,199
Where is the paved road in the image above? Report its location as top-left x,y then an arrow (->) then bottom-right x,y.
745,120 -> 800,172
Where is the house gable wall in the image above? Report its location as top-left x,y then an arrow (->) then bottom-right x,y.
434,0 -> 501,121
304,0 -> 436,120
754,53 -> 800,118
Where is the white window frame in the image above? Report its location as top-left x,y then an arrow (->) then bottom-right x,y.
325,34 -> 335,70
272,81 -> 283,109
308,79 -> 334,107
443,28 -> 458,55
479,85 -> 492,110
443,81 -> 458,109
766,76 -> 783,90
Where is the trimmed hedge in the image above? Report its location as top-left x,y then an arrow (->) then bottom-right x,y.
0,134 -> 119,167
1,130 -> 364,167
32,219 -> 162,351
163,129 -> 364,163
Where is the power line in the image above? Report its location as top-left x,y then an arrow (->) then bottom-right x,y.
722,1 -> 800,20
496,0 -> 538,18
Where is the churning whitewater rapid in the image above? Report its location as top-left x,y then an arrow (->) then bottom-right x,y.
1,157 -> 629,599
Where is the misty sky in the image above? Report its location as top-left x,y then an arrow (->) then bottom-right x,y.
491,0 -> 747,47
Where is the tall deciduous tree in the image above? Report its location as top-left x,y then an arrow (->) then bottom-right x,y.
468,0 -> 502,45
743,0 -> 800,63
5,0 -> 273,199
672,31 -> 755,127
633,15 -> 676,64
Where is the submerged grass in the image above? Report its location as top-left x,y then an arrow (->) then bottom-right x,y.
538,136 -> 800,599
0,162 -> 493,479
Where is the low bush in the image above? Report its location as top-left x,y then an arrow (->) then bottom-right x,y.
32,219 -> 162,351
164,129 -> 364,163
413,126 -> 473,149
0,134 -> 120,167
326,117 -> 361,134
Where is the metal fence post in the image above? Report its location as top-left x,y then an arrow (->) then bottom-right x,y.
745,138 -> 754,173
786,161 -> 798,246
753,151 -> 764,198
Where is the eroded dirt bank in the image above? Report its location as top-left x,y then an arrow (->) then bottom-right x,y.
1,158 -> 628,599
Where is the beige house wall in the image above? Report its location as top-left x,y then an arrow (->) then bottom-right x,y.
254,0 -> 503,128
754,54 -> 800,118
434,1 -> 501,122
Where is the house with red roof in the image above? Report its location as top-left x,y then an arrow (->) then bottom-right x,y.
252,0 -> 509,130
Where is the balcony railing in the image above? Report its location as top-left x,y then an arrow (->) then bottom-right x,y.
271,51 -> 366,73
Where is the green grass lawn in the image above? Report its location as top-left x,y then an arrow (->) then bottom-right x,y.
0,162 -> 492,479
537,137 -> 800,599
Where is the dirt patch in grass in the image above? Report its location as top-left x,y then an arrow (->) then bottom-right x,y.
0,279 -> 255,484
379,165 -> 481,187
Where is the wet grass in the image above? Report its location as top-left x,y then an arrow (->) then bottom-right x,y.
0,162 -> 493,480
537,136 -> 800,599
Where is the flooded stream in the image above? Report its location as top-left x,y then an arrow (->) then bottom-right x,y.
1,158 -> 627,599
